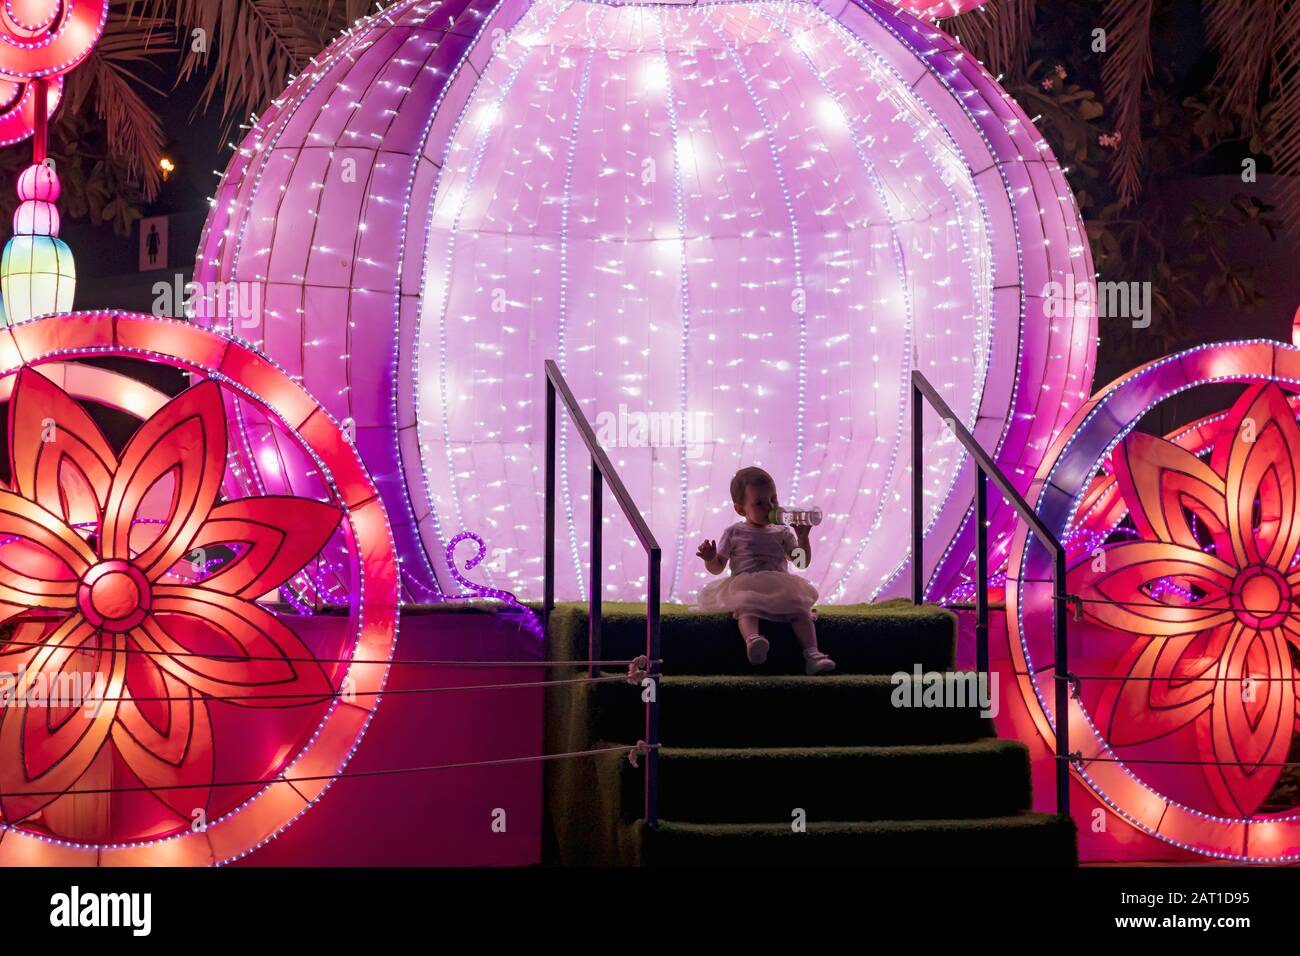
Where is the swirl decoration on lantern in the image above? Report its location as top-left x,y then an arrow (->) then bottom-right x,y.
444,531 -> 542,637
1009,339 -> 1300,862
0,312 -> 397,866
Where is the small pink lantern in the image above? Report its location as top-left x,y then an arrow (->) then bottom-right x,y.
0,160 -> 72,321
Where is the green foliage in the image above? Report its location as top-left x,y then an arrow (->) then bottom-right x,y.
995,3 -> 1285,373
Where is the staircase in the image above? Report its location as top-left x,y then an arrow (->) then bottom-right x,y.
543,601 -> 1076,866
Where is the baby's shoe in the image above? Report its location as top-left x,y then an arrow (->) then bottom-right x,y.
804,649 -> 836,675
745,635 -> 770,666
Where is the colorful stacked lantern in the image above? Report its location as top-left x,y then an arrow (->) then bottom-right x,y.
0,0 -> 111,323
0,159 -> 74,322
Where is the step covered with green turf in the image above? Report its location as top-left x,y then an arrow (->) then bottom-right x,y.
543,600 -> 1078,866
546,600 -> 957,675
617,738 -> 1031,824
596,674 -> 995,748
639,814 -> 1078,866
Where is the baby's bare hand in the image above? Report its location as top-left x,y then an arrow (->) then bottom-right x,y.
697,539 -> 717,562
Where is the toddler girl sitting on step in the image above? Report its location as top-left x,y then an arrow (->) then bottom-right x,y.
695,466 -> 835,675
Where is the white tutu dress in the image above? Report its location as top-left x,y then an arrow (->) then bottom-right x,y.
695,521 -> 819,622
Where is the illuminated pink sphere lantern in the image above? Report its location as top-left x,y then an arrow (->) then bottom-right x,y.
195,0 -> 1095,603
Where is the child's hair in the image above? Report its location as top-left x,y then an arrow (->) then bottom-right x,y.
730,466 -> 776,506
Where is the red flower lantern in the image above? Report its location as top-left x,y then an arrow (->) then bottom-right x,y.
1072,383 -> 1300,818
1009,340 -> 1300,861
0,313 -> 397,866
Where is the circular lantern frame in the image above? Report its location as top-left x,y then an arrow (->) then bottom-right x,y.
0,0 -> 107,145
0,312 -> 398,867
1009,339 -> 1300,862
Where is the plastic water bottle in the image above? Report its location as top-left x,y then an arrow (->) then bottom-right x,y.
768,505 -> 823,527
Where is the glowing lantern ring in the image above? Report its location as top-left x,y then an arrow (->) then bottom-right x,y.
0,74 -> 59,147
4,0 -> 62,34
0,0 -> 104,148
895,0 -> 990,16
0,0 -> 107,78
0,312 -> 398,866
1008,339 -> 1300,862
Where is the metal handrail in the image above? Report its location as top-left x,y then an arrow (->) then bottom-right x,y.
542,359 -> 662,827
910,370 -> 1071,819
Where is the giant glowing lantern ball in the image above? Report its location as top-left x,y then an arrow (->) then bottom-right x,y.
1011,339 -> 1300,861
195,0 -> 1095,604
0,313 -> 398,866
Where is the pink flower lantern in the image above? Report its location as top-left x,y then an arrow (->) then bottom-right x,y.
195,0 -> 1095,603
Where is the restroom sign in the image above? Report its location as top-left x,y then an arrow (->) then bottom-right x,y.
139,215 -> 168,271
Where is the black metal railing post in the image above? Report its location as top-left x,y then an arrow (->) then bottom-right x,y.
543,359 -> 662,829
544,377 -> 557,629
646,548 -> 661,827
910,370 -> 1071,820
912,381 -> 924,603
1054,547 -> 1070,819
975,469 -> 989,677
590,459 -> 602,679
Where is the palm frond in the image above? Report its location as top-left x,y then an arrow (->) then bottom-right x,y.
1266,0 -> 1300,224
1100,0 -> 1156,205
1203,0 -> 1278,134
62,5 -> 173,199
135,0 -> 337,123
941,0 -> 1037,78
344,0 -> 372,27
